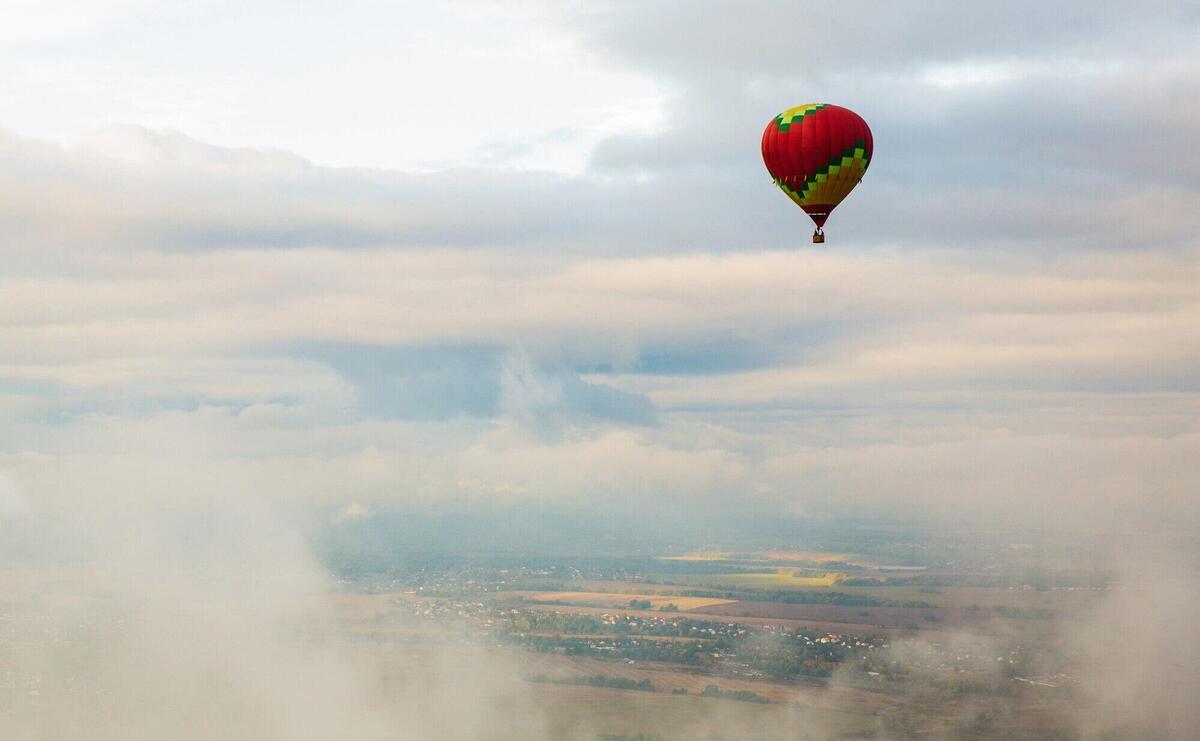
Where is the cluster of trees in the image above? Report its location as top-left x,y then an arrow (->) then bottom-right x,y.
698,684 -> 770,704
527,674 -> 655,692
732,637 -> 852,680
519,635 -> 717,666
993,606 -> 1056,620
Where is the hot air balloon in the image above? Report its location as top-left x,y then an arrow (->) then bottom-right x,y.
761,103 -> 873,243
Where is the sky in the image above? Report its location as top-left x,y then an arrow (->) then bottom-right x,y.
2,0 -> 1199,540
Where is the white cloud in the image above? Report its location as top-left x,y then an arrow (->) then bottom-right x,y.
0,1 -> 666,173
0,0 -> 147,42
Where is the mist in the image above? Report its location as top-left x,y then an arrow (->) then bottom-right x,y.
0,474 -> 564,740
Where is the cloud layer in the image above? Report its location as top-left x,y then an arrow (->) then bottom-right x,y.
2,1 -> 1199,534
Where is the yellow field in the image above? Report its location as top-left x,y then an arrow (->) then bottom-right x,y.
526,591 -> 735,611
761,550 -> 855,563
678,571 -> 844,588
659,550 -> 865,564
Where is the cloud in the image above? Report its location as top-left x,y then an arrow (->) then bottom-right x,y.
0,462 -> 554,741
1,0 -> 1198,532
0,0 -> 147,42
1068,543 -> 1200,739
499,352 -> 657,430
315,343 -> 505,421
2,125 -> 1198,528
331,500 -> 372,524
569,2 -> 1199,76
569,2 -> 1200,250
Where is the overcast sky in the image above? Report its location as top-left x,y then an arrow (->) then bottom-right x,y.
2,0 -> 1198,536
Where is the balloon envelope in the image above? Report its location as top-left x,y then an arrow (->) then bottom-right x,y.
761,104 -> 873,229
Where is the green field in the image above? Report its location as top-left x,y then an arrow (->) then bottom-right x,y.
649,573 -> 1104,613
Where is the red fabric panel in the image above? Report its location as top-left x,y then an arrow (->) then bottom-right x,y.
761,105 -> 873,187
799,113 -> 815,184
801,205 -> 829,228
776,123 -> 791,181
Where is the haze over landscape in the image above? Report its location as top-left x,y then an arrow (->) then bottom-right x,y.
2,2 -> 1198,739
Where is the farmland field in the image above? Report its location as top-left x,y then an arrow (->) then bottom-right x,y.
693,600 -> 987,628
647,575 -> 1106,612
660,571 -> 845,589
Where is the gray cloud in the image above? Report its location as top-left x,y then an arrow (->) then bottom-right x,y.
312,343 -> 505,420
301,342 -> 656,428
1068,543 -> 1200,738
572,2 -> 1199,75
569,1 -> 1200,250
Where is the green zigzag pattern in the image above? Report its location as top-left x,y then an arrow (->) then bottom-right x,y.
776,141 -> 871,200
774,104 -> 827,132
